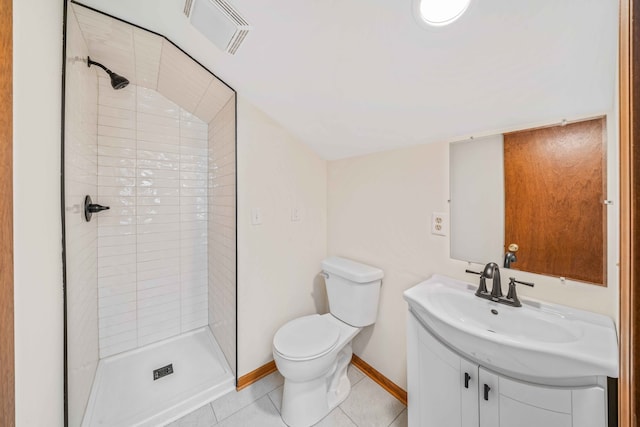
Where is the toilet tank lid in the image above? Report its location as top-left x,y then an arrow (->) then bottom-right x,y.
321,256 -> 384,283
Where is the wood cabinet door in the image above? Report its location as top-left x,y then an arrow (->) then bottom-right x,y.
503,117 -> 606,285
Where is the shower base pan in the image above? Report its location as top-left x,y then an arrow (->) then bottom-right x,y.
82,327 -> 234,426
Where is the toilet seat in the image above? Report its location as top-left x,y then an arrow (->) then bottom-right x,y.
273,315 -> 340,361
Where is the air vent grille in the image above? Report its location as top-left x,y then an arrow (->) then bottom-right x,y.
212,0 -> 249,26
184,0 -> 194,17
187,0 -> 251,55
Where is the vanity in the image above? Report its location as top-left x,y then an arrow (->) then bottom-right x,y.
404,274 -> 618,427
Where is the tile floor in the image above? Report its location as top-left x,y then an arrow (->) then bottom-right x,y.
166,365 -> 407,427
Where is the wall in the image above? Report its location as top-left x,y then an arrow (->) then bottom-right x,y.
96,78 -> 209,358
327,130 -> 619,389
237,97 -> 327,376
208,96 -> 237,373
64,6 -> 99,426
13,0 -> 65,425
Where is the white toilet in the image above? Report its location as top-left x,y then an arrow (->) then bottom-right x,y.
272,256 -> 384,427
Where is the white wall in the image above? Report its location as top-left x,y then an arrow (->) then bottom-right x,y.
327,138 -> 619,389
237,97 -> 327,376
64,6 -> 99,425
13,0 -> 65,425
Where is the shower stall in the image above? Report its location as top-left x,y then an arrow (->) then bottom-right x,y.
63,2 -> 237,426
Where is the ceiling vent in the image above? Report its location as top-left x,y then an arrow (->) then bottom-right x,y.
185,0 -> 251,55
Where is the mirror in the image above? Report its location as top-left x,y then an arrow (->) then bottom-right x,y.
450,117 -> 607,286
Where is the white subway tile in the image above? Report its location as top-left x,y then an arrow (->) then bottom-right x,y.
137,214 -> 181,225
136,159 -> 180,171
98,114 -> 135,130
98,156 -> 136,168
99,329 -> 137,350
137,298 -> 180,316
98,291 -> 136,309
136,130 -> 180,145
98,300 -> 137,318
98,145 -> 136,159
137,274 -> 180,291
100,338 -> 137,358
98,273 -> 136,289
98,125 -> 136,140
138,324 -> 180,347
137,257 -> 179,273
98,263 -> 137,278
136,196 -> 180,206
137,264 -> 179,281
94,83 -> 228,354
137,187 -> 180,198
98,282 -> 137,298
136,241 -> 180,256
137,140 -> 181,154
99,318 -> 137,339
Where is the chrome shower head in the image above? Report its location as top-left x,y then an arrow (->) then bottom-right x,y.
87,56 -> 130,90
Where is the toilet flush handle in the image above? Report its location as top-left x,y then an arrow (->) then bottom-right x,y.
320,272 -> 329,279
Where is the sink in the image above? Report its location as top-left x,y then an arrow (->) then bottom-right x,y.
404,274 -> 618,381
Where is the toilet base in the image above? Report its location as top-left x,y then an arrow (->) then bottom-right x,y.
281,344 -> 353,427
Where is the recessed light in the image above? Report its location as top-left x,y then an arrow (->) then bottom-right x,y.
418,0 -> 471,27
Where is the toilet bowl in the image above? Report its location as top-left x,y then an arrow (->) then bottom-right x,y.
272,257 -> 383,427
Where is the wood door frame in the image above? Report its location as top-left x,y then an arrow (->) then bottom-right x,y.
620,0 -> 635,425
0,0 -> 14,425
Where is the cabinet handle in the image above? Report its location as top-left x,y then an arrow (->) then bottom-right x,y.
483,384 -> 491,401
464,372 -> 471,388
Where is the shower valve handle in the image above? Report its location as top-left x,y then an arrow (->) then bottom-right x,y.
87,204 -> 110,213
84,195 -> 110,222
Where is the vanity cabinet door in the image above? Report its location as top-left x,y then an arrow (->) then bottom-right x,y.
479,368 -> 572,427
407,313 -> 478,427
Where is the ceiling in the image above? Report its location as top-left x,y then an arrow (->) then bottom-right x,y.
76,0 -> 618,160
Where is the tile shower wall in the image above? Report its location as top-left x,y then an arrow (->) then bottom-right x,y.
65,7 -> 99,426
97,78 -> 209,358
208,96 -> 236,372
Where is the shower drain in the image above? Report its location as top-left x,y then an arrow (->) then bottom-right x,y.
153,364 -> 174,381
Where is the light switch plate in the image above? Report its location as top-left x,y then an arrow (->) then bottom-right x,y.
291,207 -> 301,222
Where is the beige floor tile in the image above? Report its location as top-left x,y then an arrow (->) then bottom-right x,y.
216,395 -> 286,427
211,371 -> 284,421
339,377 -> 405,427
388,409 -> 408,427
314,407 -> 357,427
165,403 -> 217,427
267,385 -> 283,413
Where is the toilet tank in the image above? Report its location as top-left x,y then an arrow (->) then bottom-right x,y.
321,256 -> 384,327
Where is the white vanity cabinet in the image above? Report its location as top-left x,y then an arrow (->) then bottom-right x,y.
407,312 -> 608,427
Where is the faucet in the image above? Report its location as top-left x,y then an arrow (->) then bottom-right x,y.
466,263 -> 534,307
482,262 -> 503,299
503,251 -> 517,268
466,262 -> 503,300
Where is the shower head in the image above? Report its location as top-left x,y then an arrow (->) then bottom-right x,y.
87,56 -> 130,90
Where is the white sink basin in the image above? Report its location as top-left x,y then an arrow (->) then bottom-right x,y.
404,274 -> 618,381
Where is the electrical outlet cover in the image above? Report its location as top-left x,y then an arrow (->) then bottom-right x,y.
431,212 -> 448,236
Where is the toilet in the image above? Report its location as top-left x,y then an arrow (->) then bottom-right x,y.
272,256 -> 384,427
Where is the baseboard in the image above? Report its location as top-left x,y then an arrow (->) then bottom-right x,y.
235,356 -> 408,407
236,360 -> 277,391
351,354 -> 407,406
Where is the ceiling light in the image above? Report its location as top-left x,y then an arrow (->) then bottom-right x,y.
418,0 -> 471,26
